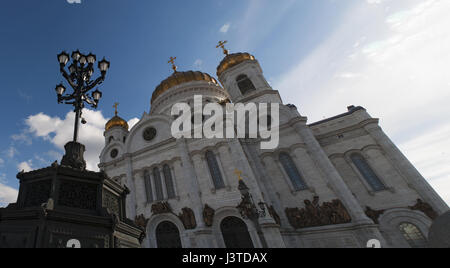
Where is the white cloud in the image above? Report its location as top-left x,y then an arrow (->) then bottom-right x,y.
67,0 -> 81,4
18,160 -> 33,173
275,0 -> 450,205
193,59 -> 203,69
11,132 -> 32,145
6,147 -> 18,159
220,23 -> 231,33
0,183 -> 18,208
25,110 -> 140,171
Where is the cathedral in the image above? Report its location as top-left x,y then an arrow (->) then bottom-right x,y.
98,46 -> 449,248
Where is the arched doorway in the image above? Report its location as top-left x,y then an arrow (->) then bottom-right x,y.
155,221 -> 182,248
220,216 -> 254,248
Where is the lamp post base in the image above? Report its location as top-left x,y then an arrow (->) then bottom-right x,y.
61,141 -> 87,170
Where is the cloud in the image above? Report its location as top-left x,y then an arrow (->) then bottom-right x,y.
6,147 -> 18,159
11,132 -> 32,145
0,158 -> 4,167
220,23 -> 231,33
25,109 -> 140,171
67,0 -> 81,4
275,0 -> 450,205
193,59 -> 203,69
0,183 -> 18,208
18,160 -> 33,173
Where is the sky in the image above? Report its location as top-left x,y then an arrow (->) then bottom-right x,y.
0,0 -> 449,207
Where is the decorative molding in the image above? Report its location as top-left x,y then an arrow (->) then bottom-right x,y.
409,199 -> 438,220
285,196 -> 352,229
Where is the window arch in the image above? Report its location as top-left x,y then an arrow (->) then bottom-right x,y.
350,153 -> 385,192
156,221 -> 182,248
236,74 -> 256,95
279,152 -> 307,191
153,167 -> 164,201
163,164 -> 176,199
399,223 -> 428,248
205,151 -> 225,189
144,170 -> 154,203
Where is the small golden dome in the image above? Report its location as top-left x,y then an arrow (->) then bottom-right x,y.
105,115 -> 129,131
217,52 -> 256,77
151,71 -> 220,104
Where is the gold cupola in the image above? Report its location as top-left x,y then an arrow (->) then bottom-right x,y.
105,103 -> 129,131
216,41 -> 256,77
151,57 -> 220,104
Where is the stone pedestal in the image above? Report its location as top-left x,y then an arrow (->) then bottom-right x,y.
0,142 -> 145,248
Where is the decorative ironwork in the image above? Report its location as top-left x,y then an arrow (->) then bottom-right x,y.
102,190 -> 120,216
285,196 -> 352,229
55,50 -> 109,143
203,204 -> 215,227
24,180 -> 52,207
178,207 -> 197,230
409,199 -> 438,220
58,180 -> 97,210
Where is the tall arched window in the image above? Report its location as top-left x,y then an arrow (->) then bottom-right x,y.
144,170 -> 153,203
399,223 -> 428,248
350,153 -> 385,192
153,167 -> 164,201
279,152 -> 307,191
236,74 -> 256,95
163,164 -> 176,199
205,151 -> 225,189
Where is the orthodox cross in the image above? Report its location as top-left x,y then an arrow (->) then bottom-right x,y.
216,40 -> 229,55
234,169 -> 244,181
113,102 -> 119,116
168,56 -> 177,72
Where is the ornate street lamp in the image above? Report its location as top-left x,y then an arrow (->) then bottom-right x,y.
55,50 -> 109,170
55,50 -> 109,142
236,177 -> 269,248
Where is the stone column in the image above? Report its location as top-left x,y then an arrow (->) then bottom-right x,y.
134,171 -> 148,207
365,123 -> 449,214
160,168 -> 168,200
226,137 -> 286,248
124,154 -> 137,219
291,118 -> 373,225
176,138 -> 216,247
149,171 -> 157,202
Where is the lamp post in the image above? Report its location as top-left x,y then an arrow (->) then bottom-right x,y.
55,50 -> 109,170
237,179 -> 269,248
56,50 -> 109,142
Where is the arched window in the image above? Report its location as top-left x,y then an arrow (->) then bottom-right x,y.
153,167 -> 164,201
399,223 -> 428,248
221,216 -> 254,248
205,151 -> 225,189
156,221 -> 182,248
143,170 -> 153,203
350,153 -> 385,192
163,164 -> 176,199
279,152 -> 307,191
236,74 -> 256,95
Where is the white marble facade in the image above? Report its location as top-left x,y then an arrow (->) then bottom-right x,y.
99,52 -> 449,248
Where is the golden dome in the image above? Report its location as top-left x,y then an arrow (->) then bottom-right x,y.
151,71 -> 219,104
217,52 -> 256,77
105,115 -> 129,131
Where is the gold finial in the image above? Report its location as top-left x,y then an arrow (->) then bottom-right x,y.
113,102 -> 119,116
234,169 -> 244,181
168,56 -> 177,72
216,40 -> 229,56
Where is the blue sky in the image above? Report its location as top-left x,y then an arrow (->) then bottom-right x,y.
0,0 -> 449,206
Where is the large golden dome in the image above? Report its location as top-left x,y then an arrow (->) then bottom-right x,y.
105,115 -> 129,131
151,71 -> 219,104
217,52 -> 256,77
